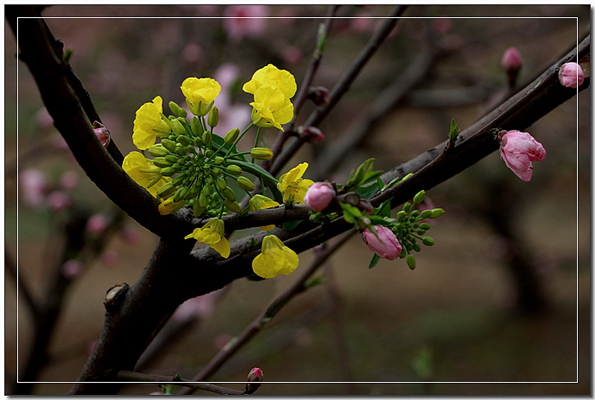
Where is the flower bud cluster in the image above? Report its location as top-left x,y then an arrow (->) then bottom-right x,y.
392,190 -> 443,269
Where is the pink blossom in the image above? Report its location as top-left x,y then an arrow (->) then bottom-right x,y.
558,62 -> 585,88
223,5 -> 268,44
499,130 -> 546,182
59,170 -> 79,190
61,259 -> 83,279
303,182 -> 335,211
20,169 -> 49,207
46,190 -> 71,211
501,47 -> 522,72
86,214 -> 108,235
362,226 -> 402,261
92,122 -> 111,147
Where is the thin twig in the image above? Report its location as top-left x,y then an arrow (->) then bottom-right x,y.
117,370 -> 244,395
270,5 -> 408,176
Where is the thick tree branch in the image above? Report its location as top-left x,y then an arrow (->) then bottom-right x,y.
6,6 -> 193,240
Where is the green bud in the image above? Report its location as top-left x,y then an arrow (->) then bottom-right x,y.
160,167 -> 176,177
222,187 -> 237,202
157,182 -> 176,198
224,200 -> 242,214
214,156 -> 224,165
176,134 -> 191,146
208,106 -> 219,128
192,200 -> 204,217
205,149 -> 213,158
203,184 -> 214,196
250,147 -> 274,160
412,242 -> 421,252
193,136 -> 203,147
430,208 -> 445,218
171,119 -> 186,136
419,209 -> 433,219
411,210 -> 420,218
165,154 -> 179,164
202,130 -> 212,147
216,177 -> 228,191
212,167 -> 222,176
172,175 -> 186,186
224,128 -> 240,145
148,144 -> 169,157
419,223 -> 431,230
198,192 -> 209,208
187,184 -> 200,199
173,186 -> 189,202
191,116 -> 202,137
152,157 -> 172,168
402,202 -> 412,213
422,236 -> 435,246
174,144 -> 186,156
168,101 -> 187,118
397,210 -> 407,222
161,138 -> 177,153
236,176 -> 255,191
226,164 -> 243,175
413,190 -> 426,205
406,254 -> 416,270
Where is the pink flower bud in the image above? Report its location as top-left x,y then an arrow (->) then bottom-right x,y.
92,121 -> 111,147
498,130 -> 546,182
558,62 -> 585,88
303,181 -> 334,211
307,86 -> 330,107
300,126 -> 325,143
86,214 -> 108,235
362,226 -> 402,261
245,367 -> 264,394
501,47 -> 522,72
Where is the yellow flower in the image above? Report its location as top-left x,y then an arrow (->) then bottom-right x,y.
181,77 -> 221,116
243,64 -> 297,99
249,86 -> 294,131
122,151 -> 170,197
132,96 -> 172,150
249,194 -> 280,231
277,162 -> 314,204
252,235 -> 299,279
184,218 -> 230,258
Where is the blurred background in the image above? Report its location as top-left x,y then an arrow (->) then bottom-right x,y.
5,4 -> 590,396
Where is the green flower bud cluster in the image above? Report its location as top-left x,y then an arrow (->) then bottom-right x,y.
392,190 -> 444,269
142,101 -> 276,217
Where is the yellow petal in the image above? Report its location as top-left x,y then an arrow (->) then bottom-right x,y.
210,237 -> 230,258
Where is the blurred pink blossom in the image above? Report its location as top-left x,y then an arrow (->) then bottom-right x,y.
282,45 -> 303,65
182,42 -> 203,65
86,214 -> 108,235
433,18 -> 452,35
211,63 -> 251,136
120,225 -> 142,244
501,47 -> 522,72
223,5 -> 269,44
46,190 -> 72,211
61,259 -> 83,279
20,169 -> 49,207
59,170 -> 79,190
100,250 -> 119,268
171,290 -> 222,322
34,107 -> 54,131
498,130 -> 546,182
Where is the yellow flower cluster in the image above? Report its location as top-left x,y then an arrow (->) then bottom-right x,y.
123,64 -> 308,279
243,64 -> 297,131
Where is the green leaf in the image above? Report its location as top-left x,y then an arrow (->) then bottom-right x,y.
368,253 -> 381,269
226,159 -> 282,202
